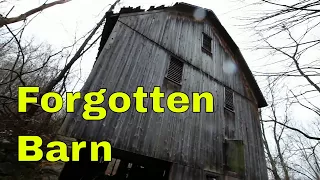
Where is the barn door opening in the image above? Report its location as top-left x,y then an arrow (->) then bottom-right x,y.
59,145 -> 172,180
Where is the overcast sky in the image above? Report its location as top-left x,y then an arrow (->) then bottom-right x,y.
4,0 -> 261,76
2,0 -> 318,126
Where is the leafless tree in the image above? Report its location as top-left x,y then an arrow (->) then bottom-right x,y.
292,134 -> 320,179
260,78 -> 291,180
0,0 -> 120,136
260,77 -> 320,179
239,1 -> 320,178
26,0 -> 120,116
0,24 -> 73,136
245,0 -> 320,140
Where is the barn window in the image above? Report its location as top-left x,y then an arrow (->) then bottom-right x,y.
166,57 -> 184,85
224,87 -> 234,112
202,33 -> 212,55
224,140 -> 245,175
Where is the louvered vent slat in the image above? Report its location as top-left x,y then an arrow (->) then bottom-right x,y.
225,87 -> 234,111
166,57 -> 183,84
203,33 -> 212,52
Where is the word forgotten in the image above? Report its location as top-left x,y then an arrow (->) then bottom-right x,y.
18,86 -> 215,120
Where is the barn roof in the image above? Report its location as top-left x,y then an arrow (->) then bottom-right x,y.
98,2 -> 268,108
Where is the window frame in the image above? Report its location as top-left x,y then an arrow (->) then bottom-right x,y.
223,139 -> 245,177
202,32 -> 213,56
224,86 -> 235,112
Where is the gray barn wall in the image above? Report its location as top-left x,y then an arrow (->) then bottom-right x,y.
59,10 -> 267,180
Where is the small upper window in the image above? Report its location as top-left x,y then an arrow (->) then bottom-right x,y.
202,33 -> 212,55
224,87 -> 234,112
166,57 -> 184,85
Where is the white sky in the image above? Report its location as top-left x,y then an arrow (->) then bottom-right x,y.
2,0 -> 318,131
2,1 -> 255,87
4,0 -> 259,68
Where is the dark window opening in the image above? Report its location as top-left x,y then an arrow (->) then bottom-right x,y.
206,174 -> 220,180
224,87 -> 234,112
202,33 -> 212,55
59,146 -> 171,180
166,57 -> 183,85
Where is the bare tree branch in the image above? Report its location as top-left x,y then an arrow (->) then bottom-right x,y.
262,120 -> 320,140
0,0 -> 71,27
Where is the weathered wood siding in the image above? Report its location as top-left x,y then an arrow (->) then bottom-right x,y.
59,10 -> 267,180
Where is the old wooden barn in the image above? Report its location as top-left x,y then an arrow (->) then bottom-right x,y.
58,2 -> 268,180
